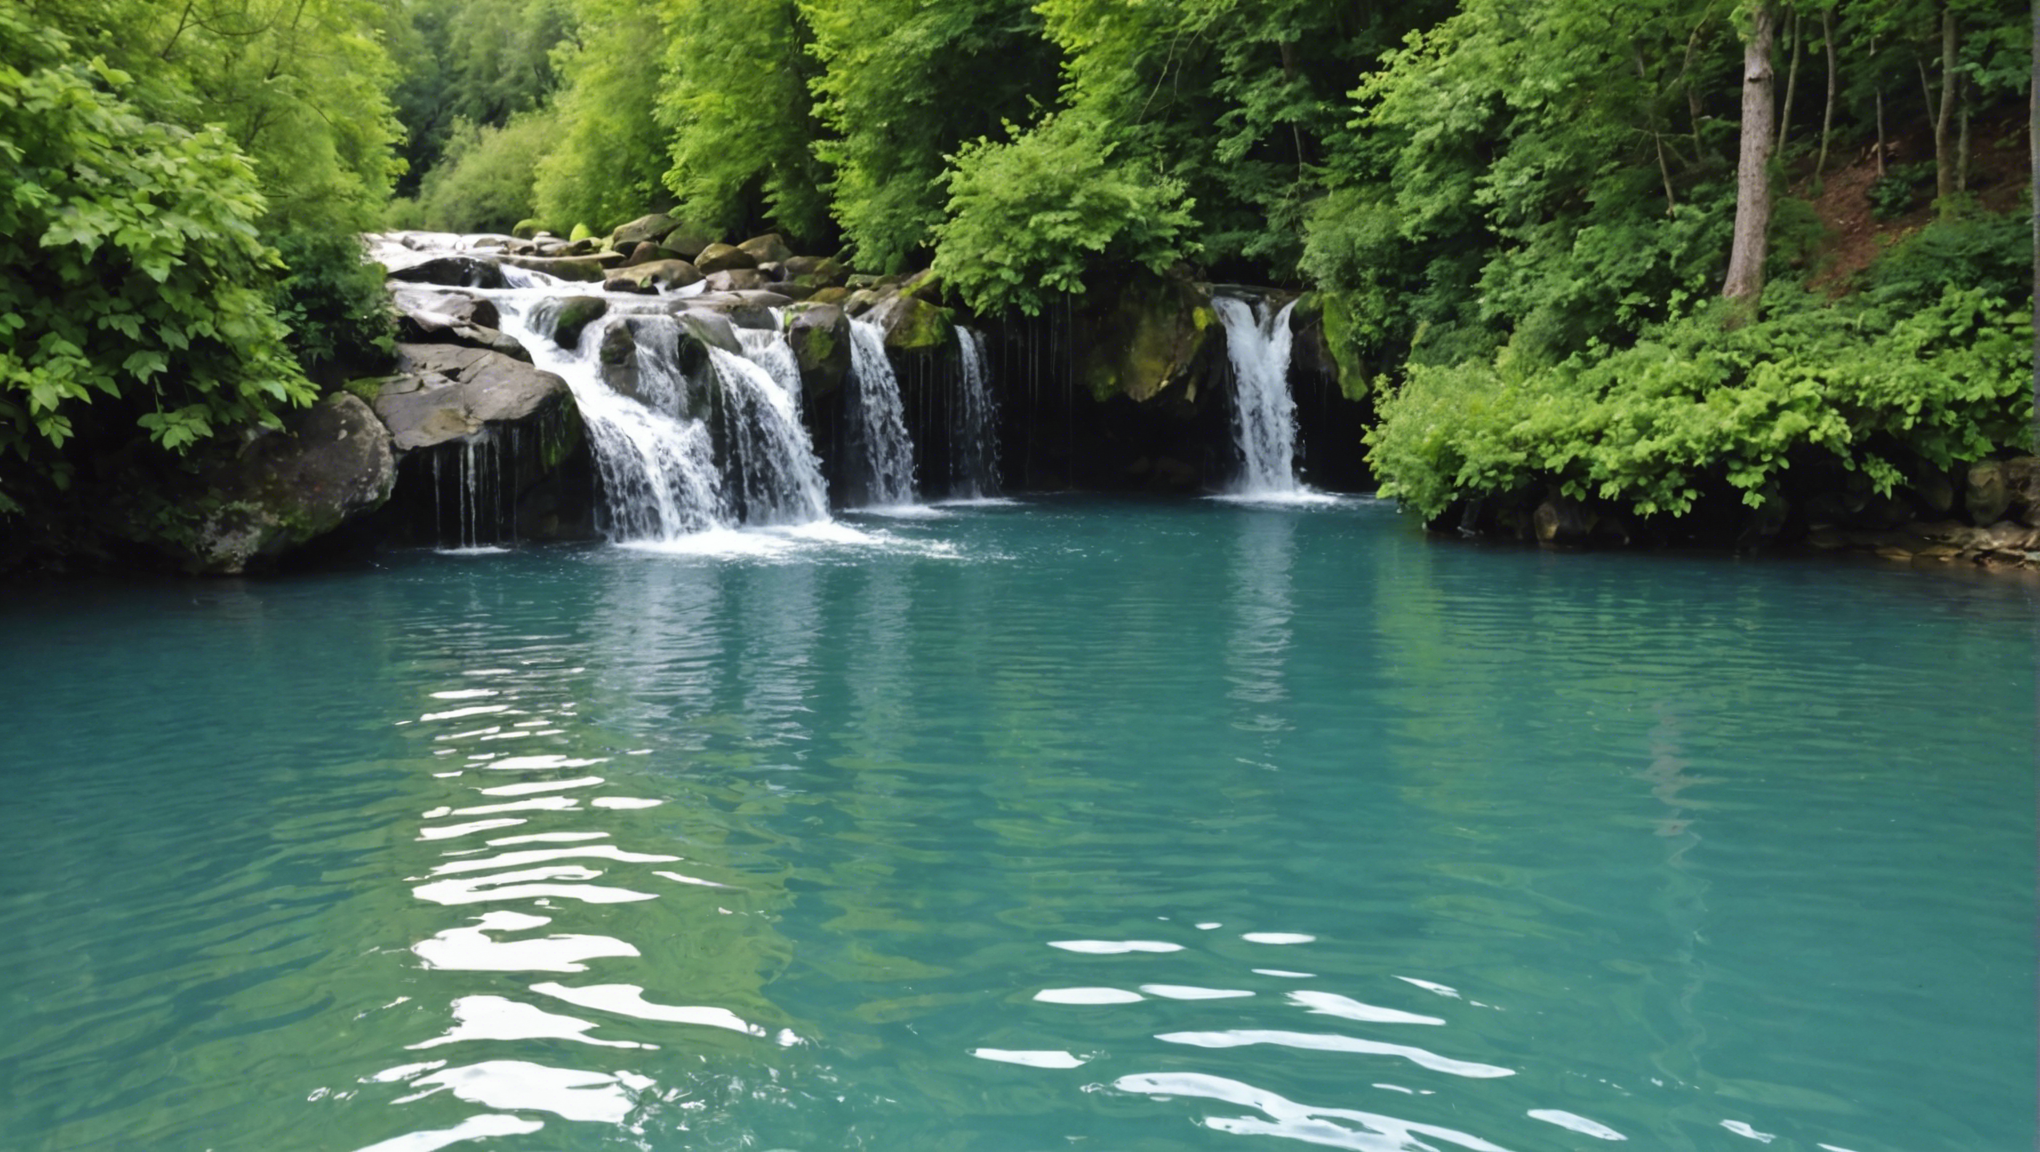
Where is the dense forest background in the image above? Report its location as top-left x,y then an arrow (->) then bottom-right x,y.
2,0 -> 2034,555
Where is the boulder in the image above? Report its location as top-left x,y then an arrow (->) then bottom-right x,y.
597,314 -> 731,416
609,213 -> 675,250
375,344 -> 574,452
682,291 -> 791,331
624,242 -> 683,268
695,242 -> 758,274
603,259 -> 703,294
387,256 -> 507,290
660,221 -> 718,259
544,296 -> 609,348
1074,272 -> 1218,403
737,233 -> 795,266
806,286 -> 852,307
783,255 -> 850,289
498,253 -> 623,282
705,268 -> 772,293
787,304 -> 852,398
390,288 -> 528,361
180,394 -> 397,574
870,292 -> 954,352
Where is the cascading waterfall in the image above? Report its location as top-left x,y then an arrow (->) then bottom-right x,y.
1213,296 -> 1302,496
495,295 -> 832,541
846,319 -> 918,507
711,332 -> 830,526
950,328 -> 1001,499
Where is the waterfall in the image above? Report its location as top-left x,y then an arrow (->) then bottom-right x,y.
429,429 -> 512,550
1213,296 -> 1301,496
846,319 -> 917,507
711,334 -> 829,526
950,328 -> 1001,499
496,296 -> 832,541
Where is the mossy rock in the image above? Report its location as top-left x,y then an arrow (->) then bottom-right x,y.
786,304 -> 851,399
609,213 -> 675,250
568,222 -> 594,242
512,218 -> 544,240
1075,272 -> 1217,404
737,233 -> 795,265
549,296 -> 608,348
695,242 -> 758,274
784,255 -> 849,289
806,286 -> 852,306
661,220 -> 718,260
874,293 -> 954,352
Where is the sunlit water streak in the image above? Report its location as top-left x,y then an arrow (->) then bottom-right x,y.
0,500 -> 2031,1152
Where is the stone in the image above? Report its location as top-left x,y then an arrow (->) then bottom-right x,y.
695,242 -> 758,274
806,286 -> 852,306
609,213 -> 675,250
375,344 -> 574,452
705,268 -> 772,293
1074,272 -> 1218,403
870,292 -> 954,352
737,233 -> 795,265
1534,495 -> 1599,544
603,259 -> 704,294
625,242 -> 684,268
783,255 -> 850,289
498,253 -> 623,282
389,288 -> 528,361
546,296 -> 609,348
181,394 -> 397,575
786,304 -> 851,398
387,256 -> 507,290
661,221 -> 718,259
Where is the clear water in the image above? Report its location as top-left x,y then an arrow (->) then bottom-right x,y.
1,499 -> 2032,1152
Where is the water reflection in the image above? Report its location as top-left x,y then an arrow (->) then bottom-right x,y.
1225,510 -> 1297,737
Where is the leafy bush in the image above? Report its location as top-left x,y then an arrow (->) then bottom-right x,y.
414,113 -> 555,233
929,112 -> 1199,315
270,230 -> 398,382
1367,286 -> 2032,520
0,11 -> 313,512
1867,163 -> 1933,220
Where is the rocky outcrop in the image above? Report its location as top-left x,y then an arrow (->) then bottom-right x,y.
390,287 -> 529,361
603,259 -> 703,294
374,344 -> 574,452
1074,273 -> 1219,404
177,394 -> 397,574
388,256 -> 508,290
787,304 -> 852,398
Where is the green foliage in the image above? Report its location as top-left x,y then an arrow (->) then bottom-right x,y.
658,0 -> 830,243
1868,163 -> 1933,219
0,10 -> 313,512
270,230 -> 397,381
530,0 -> 671,234
929,112 -> 1199,315
1367,284 -> 2032,521
803,0 -> 1060,272
389,0 -> 572,196
410,112 -> 556,233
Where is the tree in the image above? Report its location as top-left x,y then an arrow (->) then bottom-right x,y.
0,10 -> 312,514
1723,1 -> 1778,308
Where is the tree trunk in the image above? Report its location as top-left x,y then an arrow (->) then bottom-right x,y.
1874,34 -> 1886,177
1934,4 -> 1959,203
2030,0 -> 2037,451
1724,2 -> 1778,310
1776,5 -> 1802,155
1815,8 -> 1837,181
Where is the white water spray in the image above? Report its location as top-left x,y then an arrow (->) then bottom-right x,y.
1214,297 -> 1302,496
847,319 -> 917,507
951,328 -> 1001,499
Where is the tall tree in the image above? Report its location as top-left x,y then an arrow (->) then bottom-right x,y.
1723,0 -> 1778,307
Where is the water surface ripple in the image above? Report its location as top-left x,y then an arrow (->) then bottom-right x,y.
0,500 -> 2030,1152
